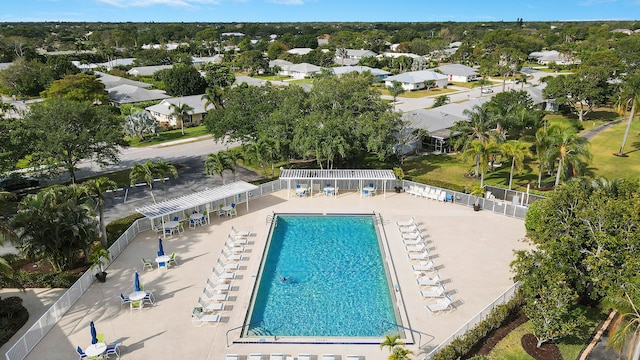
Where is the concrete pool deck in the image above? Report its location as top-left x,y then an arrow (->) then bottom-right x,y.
24,189 -> 529,360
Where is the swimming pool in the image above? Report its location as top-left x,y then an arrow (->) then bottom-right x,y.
244,214 -> 401,340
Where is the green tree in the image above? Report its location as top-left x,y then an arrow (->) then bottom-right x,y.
616,73 -> 640,157
462,139 -> 500,187
542,68 -> 610,122
603,279 -> 640,359
501,140 -> 532,190
22,99 -> 127,183
0,57 -> 52,97
388,80 -> 405,106
10,186 -> 99,271
40,73 -> 108,104
153,160 -> 178,201
82,177 -> 117,247
380,334 -> 403,354
534,126 -> 556,188
548,124 -> 591,186
244,137 -> 279,177
201,86 -> 225,111
201,63 -> 235,89
267,41 -> 288,60
129,160 -> 176,203
124,111 -> 162,141
204,152 -> 228,184
163,64 -> 207,97
169,102 -> 194,136
432,95 -> 450,108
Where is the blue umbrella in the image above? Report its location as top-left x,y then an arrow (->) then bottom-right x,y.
134,271 -> 140,292
158,238 -> 164,256
90,321 -> 97,344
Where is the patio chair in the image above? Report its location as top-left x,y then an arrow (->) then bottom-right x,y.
228,207 -> 237,217
412,260 -> 436,272
249,354 -> 263,360
76,346 -> 88,360
203,288 -> 228,302
298,355 -> 311,360
322,354 -> 336,360
197,297 -> 225,312
130,299 -> 143,313
408,250 -> 430,261
168,252 -> 178,267
221,249 -> 244,262
228,234 -> 248,245
405,243 -> 427,253
426,295 -> 453,313
226,355 -> 239,360
164,227 -> 173,237
346,356 -> 361,360
421,284 -> 446,298
177,222 -> 185,233
417,273 -> 441,287
401,231 -> 423,241
118,293 -> 131,309
192,308 -> 221,325
141,258 -> 153,271
106,339 -> 121,359
173,216 -> 179,222
143,291 -> 156,306
231,226 -> 251,237
217,204 -> 225,217
217,258 -> 239,271
334,186 -> 339,196
399,224 -> 420,233
189,218 -> 197,228
270,354 -> 284,360
403,237 -> 424,246
396,217 -> 416,227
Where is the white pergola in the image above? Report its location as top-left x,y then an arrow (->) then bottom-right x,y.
279,169 -> 397,198
135,181 -> 259,229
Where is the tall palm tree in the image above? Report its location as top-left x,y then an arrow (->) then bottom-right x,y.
549,125 -> 591,187
245,138 -> 278,177
225,150 -> 244,182
130,160 -> 158,203
501,140 -> 532,190
201,86 -> 225,111
154,160 -> 178,200
205,152 -> 227,184
602,280 -> 640,360
169,102 -> 194,136
82,177 -> 117,247
534,126 -> 555,188
516,73 -> 528,89
462,139 -> 500,187
617,73 -> 640,157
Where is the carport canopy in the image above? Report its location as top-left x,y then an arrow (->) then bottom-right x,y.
135,181 -> 259,221
279,169 -> 396,198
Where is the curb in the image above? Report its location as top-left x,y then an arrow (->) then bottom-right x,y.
151,135 -> 214,148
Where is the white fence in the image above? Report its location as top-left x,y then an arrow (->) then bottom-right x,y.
423,281 -> 521,359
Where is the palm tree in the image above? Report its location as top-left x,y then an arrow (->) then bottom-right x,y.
82,177 -> 117,247
462,139 -> 500,187
388,81 -> 405,107
154,160 -> 178,200
516,73 -> 528,89
205,152 -> 227,184
432,95 -> 450,108
603,280 -> 640,360
501,140 -> 532,190
225,150 -> 243,182
245,138 -> 278,177
201,86 -> 225,111
549,125 -> 591,187
380,334 -> 403,353
616,74 -> 640,157
169,102 -> 194,136
0,191 -> 16,280
534,126 -> 556,188
130,160 -> 158,203
390,346 -> 413,360
452,105 -> 501,176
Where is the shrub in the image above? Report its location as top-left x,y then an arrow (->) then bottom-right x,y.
433,293 -> 524,360
105,213 -> 145,246
0,296 -> 28,347
2,271 -> 82,288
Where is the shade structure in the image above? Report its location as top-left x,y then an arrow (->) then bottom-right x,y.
134,271 -> 140,292
158,238 -> 164,256
90,321 -> 97,344
279,169 -> 396,198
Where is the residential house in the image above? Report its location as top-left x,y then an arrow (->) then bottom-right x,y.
107,84 -> 169,107
269,59 -> 293,71
145,94 -> 213,127
72,58 -> 135,72
436,64 -> 479,83
335,49 -> 377,66
96,72 -> 154,90
288,48 -> 313,56
279,63 -> 323,79
192,55 -> 223,67
317,34 -> 330,46
127,65 -> 173,77
330,65 -> 390,82
141,43 -> 182,51
384,70 -> 449,91
528,50 -> 581,65
380,52 -> 423,60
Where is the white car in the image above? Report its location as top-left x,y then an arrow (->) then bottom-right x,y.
481,87 -> 494,94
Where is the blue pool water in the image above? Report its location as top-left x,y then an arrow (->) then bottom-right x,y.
246,215 -> 398,337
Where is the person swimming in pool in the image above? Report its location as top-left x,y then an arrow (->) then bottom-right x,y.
279,274 -> 292,283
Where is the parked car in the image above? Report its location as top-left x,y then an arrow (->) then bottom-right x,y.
481,87 -> 494,94
0,176 -> 40,192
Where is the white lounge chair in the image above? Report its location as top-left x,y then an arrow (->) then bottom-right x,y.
396,217 -> 415,227
217,258 -> 240,271
203,288 -> 228,302
417,273 -> 441,286
298,354 -> 311,360
403,237 -> 423,246
249,354 -> 262,360
228,234 -> 248,245
270,354 -> 284,360
399,224 -> 419,233
192,308 -> 221,325
322,355 -> 335,360
345,356 -> 361,360
221,249 -> 244,262
405,243 -> 427,253
231,226 -> 251,238
420,284 -> 446,298
412,259 -> 435,272
408,250 -> 430,261
426,295 -> 453,313
401,231 -> 422,240
226,355 -> 239,360
197,297 -> 225,312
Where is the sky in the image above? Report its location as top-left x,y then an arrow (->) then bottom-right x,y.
1,0 -> 638,23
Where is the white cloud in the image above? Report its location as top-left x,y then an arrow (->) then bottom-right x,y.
266,0 -> 304,4
96,0 -> 219,8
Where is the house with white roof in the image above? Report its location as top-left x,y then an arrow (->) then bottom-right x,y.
107,84 -> 169,107
330,65 -> 390,82
269,59 -> 293,71
96,72 -> 153,90
192,55 -> 223,67
127,65 -> 173,77
141,43 -> 182,51
384,70 -> 449,91
279,63 -> 323,79
436,64 -> 479,83
380,52 -> 423,60
288,48 -> 314,56
335,49 -> 377,65
145,94 -> 213,127
528,50 -> 580,65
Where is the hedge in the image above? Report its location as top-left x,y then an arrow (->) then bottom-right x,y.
0,296 -> 29,347
0,271 -> 82,289
105,213 -> 145,246
433,293 -> 524,360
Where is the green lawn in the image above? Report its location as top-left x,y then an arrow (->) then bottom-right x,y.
127,126 -> 210,147
251,74 -> 291,81
288,78 -> 313,85
487,306 -> 606,360
587,117 -> 640,181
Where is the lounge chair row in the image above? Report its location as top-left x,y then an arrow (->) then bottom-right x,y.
226,354 -> 363,360
193,227 -> 252,325
405,185 -> 451,202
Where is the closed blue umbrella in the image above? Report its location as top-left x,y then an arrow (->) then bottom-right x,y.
134,271 -> 140,292
90,321 -> 97,344
158,238 -> 164,256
